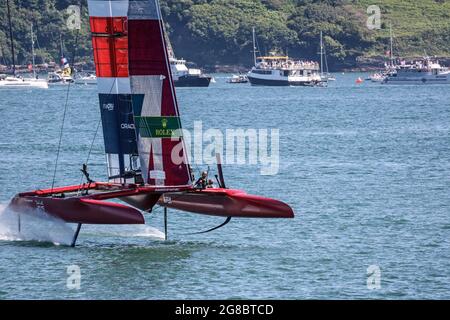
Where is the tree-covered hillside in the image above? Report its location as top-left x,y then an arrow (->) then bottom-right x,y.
1,0 -> 450,71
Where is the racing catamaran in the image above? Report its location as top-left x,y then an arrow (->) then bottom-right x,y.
8,0 -> 294,246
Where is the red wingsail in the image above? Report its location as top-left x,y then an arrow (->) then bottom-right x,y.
89,0 -> 191,188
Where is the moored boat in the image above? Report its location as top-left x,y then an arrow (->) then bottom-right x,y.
247,29 -> 322,86
369,72 -> 386,82
0,3 -> 48,89
227,74 -> 249,84
74,73 -> 97,85
47,71 -> 74,84
248,56 -> 322,86
383,58 -> 450,85
170,58 -> 212,87
0,75 -> 48,89
164,31 -> 212,87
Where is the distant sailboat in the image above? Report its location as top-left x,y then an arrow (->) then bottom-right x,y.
0,0 -> 48,89
319,31 -> 334,82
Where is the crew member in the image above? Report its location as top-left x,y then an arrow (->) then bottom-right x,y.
195,171 -> 208,189
206,179 -> 214,189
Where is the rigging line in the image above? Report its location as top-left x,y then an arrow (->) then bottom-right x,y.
50,82 -> 71,194
76,75 -> 119,194
85,118 -> 102,166
76,117 -> 102,194
50,0 -> 83,195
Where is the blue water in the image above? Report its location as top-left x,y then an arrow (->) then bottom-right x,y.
0,74 -> 449,299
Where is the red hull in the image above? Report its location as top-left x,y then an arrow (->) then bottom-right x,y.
9,183 -> 294,224
9,195 -> 145,225
158,189 -> 294,218
8,183 -> 189,225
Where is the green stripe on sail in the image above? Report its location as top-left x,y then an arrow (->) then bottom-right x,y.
134,116 -> 183,138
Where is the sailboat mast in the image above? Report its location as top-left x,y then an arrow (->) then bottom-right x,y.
389,23 -> 394,67
6,0 -> 16,75
320,31 -> 324,76
162,21 -> 175,59
31,23 -> 36,78
60,34 -> 64,60
252,27 -> 257,66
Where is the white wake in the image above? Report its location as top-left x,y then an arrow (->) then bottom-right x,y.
84,224 -> 165,240
0,203 -> 165,245
0,203 -> 74,245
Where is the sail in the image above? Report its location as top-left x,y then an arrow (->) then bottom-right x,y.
87,0 -> 192,188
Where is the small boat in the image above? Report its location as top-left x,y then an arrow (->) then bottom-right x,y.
170,58 -> 212,87
164,33 -> 212,87
74,74 -> 97,85
0,75 -> 48,89
47,71 -> 73,85
369,72 -> 386,82
48,47 -> 74,85
227,74 -> 249,84
8,0 -> 294,247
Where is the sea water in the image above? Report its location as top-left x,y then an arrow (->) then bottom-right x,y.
0,74 -> 449,299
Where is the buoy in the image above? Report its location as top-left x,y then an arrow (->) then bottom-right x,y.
356,77 -> 363,84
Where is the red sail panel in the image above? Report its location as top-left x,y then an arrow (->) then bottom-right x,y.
90,17 -> 129,78
144,138 -> 190,186
128,19 -> 177,116
87,0 -> 192,188
127,6 -> 191,188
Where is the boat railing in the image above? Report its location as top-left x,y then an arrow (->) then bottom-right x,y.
255,61 -> 320,71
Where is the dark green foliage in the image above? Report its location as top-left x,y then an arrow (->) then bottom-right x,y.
0,0 -> 91,66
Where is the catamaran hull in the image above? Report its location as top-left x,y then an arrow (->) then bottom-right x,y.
9,195 -> 145,225
159,189 -> 294,218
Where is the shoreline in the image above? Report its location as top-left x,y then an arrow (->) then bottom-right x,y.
2,56 -> 450,75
